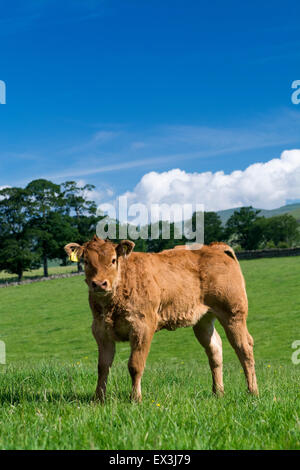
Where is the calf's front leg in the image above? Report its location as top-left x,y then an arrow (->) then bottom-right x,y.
95,339 -> 115,402
128,325 -> 154,402
92,321 -> 115,402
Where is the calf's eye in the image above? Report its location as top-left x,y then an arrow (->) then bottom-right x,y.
112,258 -> 116,265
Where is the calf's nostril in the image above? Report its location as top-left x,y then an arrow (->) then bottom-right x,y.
91,280 -> 108,290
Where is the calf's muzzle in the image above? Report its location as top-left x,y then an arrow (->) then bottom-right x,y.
91,280 -> 109,291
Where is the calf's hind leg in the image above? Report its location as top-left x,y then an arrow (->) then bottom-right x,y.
219,312 -> 258,395
193,313 -> 224,395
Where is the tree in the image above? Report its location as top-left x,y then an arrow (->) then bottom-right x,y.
133,237 -> 148,252
62,181 -> 97,222
203,212 -> 224,244
225,206 -> 263,250
185,211 -> 224,246
26,179 -> 66,276
0,187 -> 40,280
0,238 -> 40,281
28,212 -> 79,270
258,214 -> 300,248
147,221 -> 186,252
61,181 -> 99,270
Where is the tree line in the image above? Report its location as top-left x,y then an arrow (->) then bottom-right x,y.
0,180 -> 98,280
0,179 -> 299,280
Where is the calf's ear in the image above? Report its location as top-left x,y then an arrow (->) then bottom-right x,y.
64,243 -> 84,261
116,240 -> 135,258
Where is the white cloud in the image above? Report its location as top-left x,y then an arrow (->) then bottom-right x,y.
93,131 -> 119,143
120,149 -> 300,213
59,130 -> 121,157
131,141 -> 146,150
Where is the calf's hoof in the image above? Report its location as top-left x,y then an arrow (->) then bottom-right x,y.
213,386 -> 224,397
130,392 -> 142,403
94,390 -> 106,404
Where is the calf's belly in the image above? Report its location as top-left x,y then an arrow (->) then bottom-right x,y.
156,303 -> 209,331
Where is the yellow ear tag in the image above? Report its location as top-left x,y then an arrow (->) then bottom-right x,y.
70,251 -> 79,262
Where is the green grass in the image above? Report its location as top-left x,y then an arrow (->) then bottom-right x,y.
0,257 -> 300,449
0,362 -> 298,450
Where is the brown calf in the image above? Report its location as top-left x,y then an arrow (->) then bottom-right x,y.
64,236 -> 258,402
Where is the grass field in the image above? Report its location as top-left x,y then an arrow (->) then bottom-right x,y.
0,257 -> 299,449
0,264 -> 76,283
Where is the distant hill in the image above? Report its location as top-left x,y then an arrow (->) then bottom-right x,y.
217,203 -> 300,225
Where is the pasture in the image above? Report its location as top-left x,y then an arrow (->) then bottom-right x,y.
0,263 -> 76,284
0,257 -> 299,449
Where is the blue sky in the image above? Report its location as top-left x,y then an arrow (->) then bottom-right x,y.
0,0 -> 300,210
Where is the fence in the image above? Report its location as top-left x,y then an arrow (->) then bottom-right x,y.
236,247 -> 300,260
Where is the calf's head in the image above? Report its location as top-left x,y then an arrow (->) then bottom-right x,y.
64,236 -> 135,295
